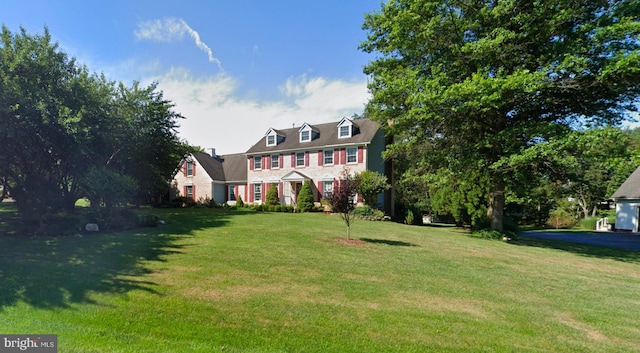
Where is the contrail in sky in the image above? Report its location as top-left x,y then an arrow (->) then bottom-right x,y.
135,17 -> 223,70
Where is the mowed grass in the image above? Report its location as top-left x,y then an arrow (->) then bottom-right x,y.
1,204 -> 640,352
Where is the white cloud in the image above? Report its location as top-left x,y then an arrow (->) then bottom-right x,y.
147,70 -> 369,155
135,18 -> 223,70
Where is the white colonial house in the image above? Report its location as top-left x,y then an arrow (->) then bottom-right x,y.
611,166 -> 640,232
171,117 -> 391,212
245,117 -> 387,208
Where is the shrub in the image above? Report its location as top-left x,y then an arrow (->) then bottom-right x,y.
296,181 -> 315,212
405,210 -> 415,225
578,216 -> 598,230
137,214 -> 159,227
267,205 -> 276,212
355,170 -> 390,208
265,184 -> 280,206
546,207 -> 576,229
275,205 -> 284,212
236,195 -> 244,207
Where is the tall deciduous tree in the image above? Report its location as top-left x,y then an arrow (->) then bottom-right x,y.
361,0 -> 640,231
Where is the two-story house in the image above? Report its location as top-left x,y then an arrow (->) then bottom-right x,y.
244,117 -> 387,209
171,117 -> 390,211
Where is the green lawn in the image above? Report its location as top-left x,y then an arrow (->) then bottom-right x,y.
1,204 -> 639,352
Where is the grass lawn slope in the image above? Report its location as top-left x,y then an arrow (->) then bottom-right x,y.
1,205 -> 639,352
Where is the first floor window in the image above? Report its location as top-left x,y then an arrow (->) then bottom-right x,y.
186,185 -> 194,200
323,149 -> 334,165
323,181 -> 333,197
254,184 -> 262,202
228,185 -> 236,201
346,147 -> 357,164
296,152 -> 305,167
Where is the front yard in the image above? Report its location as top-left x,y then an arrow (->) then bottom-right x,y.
1,205 -> 639,352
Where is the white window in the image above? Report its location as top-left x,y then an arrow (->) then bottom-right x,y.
323,181 -> 333,197
186,185 -> 194,200
347,147 -> 357,164
254,156 -> 262,170
253,184 -> 262,201
296,152 -> 305,167
300,130 -> 310,142
267,135 -> 276,146
228,185 -> 236,201
271,155 -> 279,169
323,150 -> 334,165
186,161 -> 193,176
339,125 -> 351,138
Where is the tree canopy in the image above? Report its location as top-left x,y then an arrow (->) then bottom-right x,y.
0,26 -> 188,224
361,0 -> 640,231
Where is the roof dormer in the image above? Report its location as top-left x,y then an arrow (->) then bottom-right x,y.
337,117 -> 358,138
265,128 -> 285,147
298,123 -> 319,143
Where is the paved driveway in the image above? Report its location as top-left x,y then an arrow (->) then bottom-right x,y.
519,231 -> 640,251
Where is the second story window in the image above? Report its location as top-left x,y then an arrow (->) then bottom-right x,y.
186,161 -> 193,176
296,152 -> 305,167
347,147 -> 357,164
254,156 -> 262,170
271,155 -> 279,169
323,149 -> 334,165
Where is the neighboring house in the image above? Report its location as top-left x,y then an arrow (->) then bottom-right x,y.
245,117 -> 387,210
610,166 -> 640,232
171,150 -> 247,205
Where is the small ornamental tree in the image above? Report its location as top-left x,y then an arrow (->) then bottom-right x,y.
326,169 -> 360,239
236,195 -> 244,207
296,181 -> 315,212
265,184 -> 280,206
356,170 -> 390,209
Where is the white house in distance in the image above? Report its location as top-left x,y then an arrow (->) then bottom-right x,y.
611,166 -> 640,232
171,117 -> 391,212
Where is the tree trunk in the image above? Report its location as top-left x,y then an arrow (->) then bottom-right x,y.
487,180 -> 505,232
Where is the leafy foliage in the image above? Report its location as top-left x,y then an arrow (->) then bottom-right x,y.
295,182 -> 315,213
325,169 -> 360,238
265,184 -> 280,206
355,170 -> 390,209
361,0 -> 640,231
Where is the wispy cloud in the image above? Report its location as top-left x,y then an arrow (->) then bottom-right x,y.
135,18 -> 223,70
145,70 -> 368,154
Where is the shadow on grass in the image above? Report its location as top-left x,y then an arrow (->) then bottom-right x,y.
0,205 -> 256,311
360,238 -> 419,247
509,236 -> 640,263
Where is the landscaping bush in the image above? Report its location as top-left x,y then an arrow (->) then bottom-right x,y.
546,207 -> 576,229
137,214 -> 159,227
578,216 -> 598,230
265,184 -> 280,206
295,182 -> 315,212
353,206 -> 385,220
236,195 -> 244,207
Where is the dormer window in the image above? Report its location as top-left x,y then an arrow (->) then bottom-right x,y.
337,117 -> 355,138
339,125 -> 351,138
298,123 -> 318,143
265,128 -> 284,147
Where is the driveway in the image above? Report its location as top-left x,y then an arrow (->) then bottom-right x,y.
519,231 -> 640,251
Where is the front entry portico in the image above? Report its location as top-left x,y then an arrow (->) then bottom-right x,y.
281,171 -> 311,207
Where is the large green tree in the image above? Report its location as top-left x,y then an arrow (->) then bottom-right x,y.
361,0 -> 640,231
0,26 -> 187,224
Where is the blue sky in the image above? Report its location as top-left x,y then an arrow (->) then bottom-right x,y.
3,0 -> 383,154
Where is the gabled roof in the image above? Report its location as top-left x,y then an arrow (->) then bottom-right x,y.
221,153 -> 247,182
190,152 -> 247,183
611,166 -> 640,200
246,118 -> 381,154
